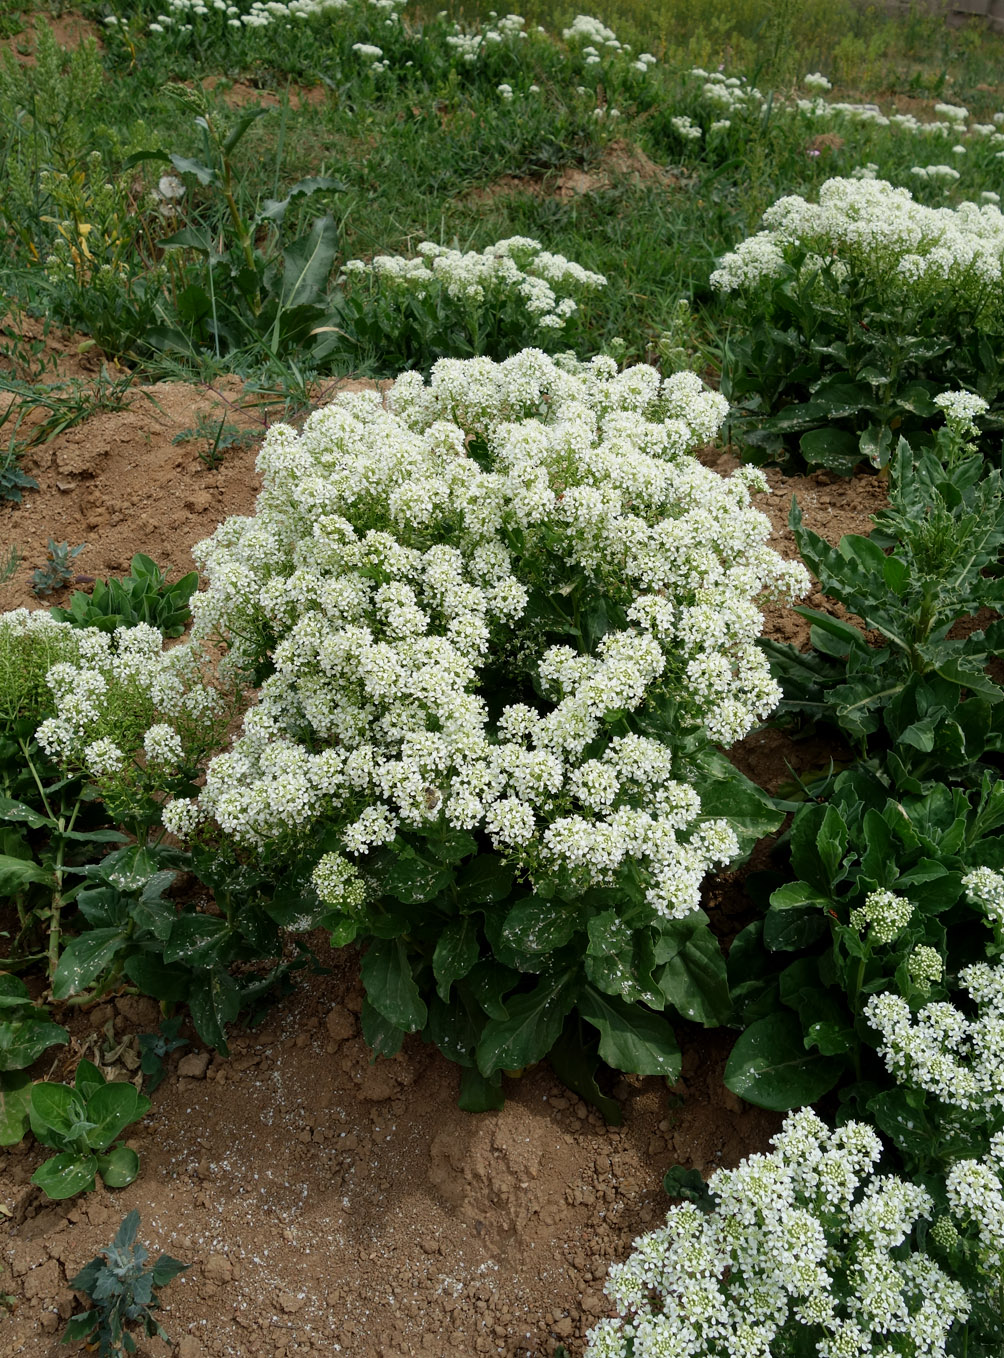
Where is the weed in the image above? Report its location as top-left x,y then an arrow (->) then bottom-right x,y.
30,540 -> 86,598
137,1016 -> 188,1094
50,553 -> 199,637
172,410 -> 259,469
63,1210 -> 187,1357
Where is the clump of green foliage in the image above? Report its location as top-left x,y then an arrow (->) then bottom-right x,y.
63,1209 -> 188,1357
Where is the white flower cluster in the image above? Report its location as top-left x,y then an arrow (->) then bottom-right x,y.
803,71 -> 832,92
562,14 -> 622,49
445,11 -> 528,64
146,0 -> 403,35
691,68 -> 765,115
947,1133 -> 1004,1274
849,887 -> 913,946
865,960 -> 1004,1111
340,237 -> 606,333
710,178 -> 1004,323
910,163 -> 961,184
0,614 -> 227,798
168,350 -> 805,917
964,865 -> 1004,926
586,1106 -> 968,1358
671,115 -> 702,142
934,389 -> 989,439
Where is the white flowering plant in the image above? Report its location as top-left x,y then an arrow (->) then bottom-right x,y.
587,1107 -> 975,1358
317,237 -> 607,372
153,349 -> 801,1105
0,608 -> 280,1049
714,178 -> 1004,474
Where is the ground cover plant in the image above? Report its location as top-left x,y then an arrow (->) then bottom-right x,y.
3,0 -> 1004,1354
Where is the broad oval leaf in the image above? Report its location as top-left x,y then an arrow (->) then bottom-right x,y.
0,1017 -> 68,1073
724,1012 -> 844,1111
29,1082 -> 86,1143
31,1151 -> 97,1200
433,918 -> 480,1001
96,1144 -> 140,1189
85,1083 -> 149,1152
51,928 -> 126,1000
0,853 -> 52,895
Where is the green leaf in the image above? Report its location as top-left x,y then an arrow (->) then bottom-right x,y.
187,968 -> 240,1054
662,1165 -> 712,1209
29,1082 -> 86,1143
577,988 -> 681,1078
456,854 -> 515,908
0,974 -> 31,1008
502,897 -> 579,955
383,847 -> 453,905
724,1012 -> 844,1111
548,1024 -> 623,1125
0,1017 -> 68,1072
0,852 -> 52,894
51,928 -> 126,1000
0,795 -> 49,829
150,1253 -> 189,1287
817,803 -> 848,883
693,759 -> 783,853
655,919 -> 731,1027
162,914 -> 232,967
96,1144 -> 140,1189
31,1152 -> 97,1200
361,939 -> 427,1034
85,1083 -> 149,1152
280,215 -> 338,309
168,154 -> 216,186
799,426 -> 860,476
0,1071 -> 32,1144
359,998 -> 405,1058
476,971 -> 578,1076
73,1059 -> 105,1102
433,918 -> 480,1001
458,1067 -> 504,1112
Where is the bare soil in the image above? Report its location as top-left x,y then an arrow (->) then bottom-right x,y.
0,324 -> 884,1358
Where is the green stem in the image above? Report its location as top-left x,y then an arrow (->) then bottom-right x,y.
47,793 -> 83,982
17,737 -> 55,821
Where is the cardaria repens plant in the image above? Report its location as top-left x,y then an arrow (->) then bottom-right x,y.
164,350 -> 806,1108
63,1209 -> 188,1357
29,1059 -> 149,1199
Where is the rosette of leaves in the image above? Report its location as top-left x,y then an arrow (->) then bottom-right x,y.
28,1058 -> 150,1199
50,553 -> 198,638
64,1209 -> 187,1358
763,432 -> 1004,774
725,763 -> 1004,1141
0,974 -> 67,1144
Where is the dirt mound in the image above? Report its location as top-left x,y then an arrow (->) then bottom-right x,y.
468,139 -> 684,203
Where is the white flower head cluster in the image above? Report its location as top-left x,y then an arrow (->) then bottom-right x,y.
173,350 -> 806,918
562,14 -> 622,50
849,887 -> 913,946
0,616 -> 228,805
586,1107 -> 968,1358
947,1133 -> 1004,1275
964,865 -> 1004,926
445,11 -> 529,64
692,69 -> 765,114
803,71 -> 832,92
148,0 -> 404,36
710,178 -> 1004,324
934,389 -> 989,440
340,237 -> 606,333
865,959 -> 1004,1110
